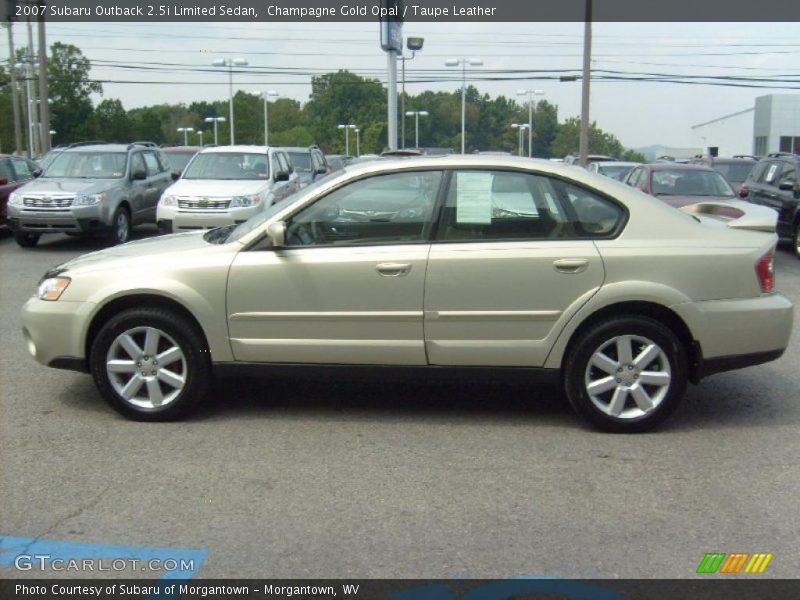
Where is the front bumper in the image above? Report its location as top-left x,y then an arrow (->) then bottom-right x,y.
21,296 -> 96,370
8,203 -> 110,235
157,204 -> 260,233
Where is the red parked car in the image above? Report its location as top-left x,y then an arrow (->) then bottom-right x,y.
0,154 -> 42,228
622,163 -> 736,209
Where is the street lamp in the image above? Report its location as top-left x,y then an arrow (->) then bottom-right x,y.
398,36 -> 424,149
212,57 -> 248,145
176,127 -> 194,146
204,116 -> 226,145
510,123 -> 530,157
516,89 -> 545,157
196,130 -> 204,146
337,124 -> 357,156
445,57 -> 483,154
354,128 -> 360,157
405,110 -> 429,149
252,90 -> 279,146
48,130 -> 55,146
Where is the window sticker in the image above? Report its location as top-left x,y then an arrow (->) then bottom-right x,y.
456,172 -> 493,224
765,164 -> 778,183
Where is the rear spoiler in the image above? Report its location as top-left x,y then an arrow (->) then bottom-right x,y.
679,200 -> 777,233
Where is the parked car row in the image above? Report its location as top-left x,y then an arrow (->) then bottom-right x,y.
5,142 -> 339,247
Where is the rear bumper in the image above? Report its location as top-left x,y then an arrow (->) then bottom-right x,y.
672,292 -> 793,379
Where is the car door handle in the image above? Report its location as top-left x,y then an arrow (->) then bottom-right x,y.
376,262 -> 412,277
553,258 -> 589,274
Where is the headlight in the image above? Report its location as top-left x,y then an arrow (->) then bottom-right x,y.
160,195 -> 178,206
9,191 -> 22,206
37,277 -> 71,301
73,192 -> 107,206
230,194 -> 261,208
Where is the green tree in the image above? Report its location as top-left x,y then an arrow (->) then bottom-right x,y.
46,42 -> 102,144
89,98 -> 130,142
551,117 -> 639,160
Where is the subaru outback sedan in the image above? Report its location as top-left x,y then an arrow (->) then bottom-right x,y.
21,156 -> 792,432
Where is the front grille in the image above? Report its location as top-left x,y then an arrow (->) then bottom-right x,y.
177,197 -> 231,210
23,195 -> 74,209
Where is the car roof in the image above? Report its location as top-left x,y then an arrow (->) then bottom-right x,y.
64,144 -> 133,152
283,147 -> 316,153
594,161 -> 640,167
161,146 -> 203,152
646,162 -> 716,172
198,145 -> 273,154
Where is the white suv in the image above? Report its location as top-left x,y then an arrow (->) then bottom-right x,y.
156,145 -> 298,233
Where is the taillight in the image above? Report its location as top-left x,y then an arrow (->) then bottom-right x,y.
755,249 -> 775,292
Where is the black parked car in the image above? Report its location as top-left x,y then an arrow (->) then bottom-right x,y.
742,152 -> 800,257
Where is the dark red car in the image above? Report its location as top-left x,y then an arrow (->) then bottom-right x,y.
0,154 -> 42,227
689,155 -> 756,196
622,163 -> 736,209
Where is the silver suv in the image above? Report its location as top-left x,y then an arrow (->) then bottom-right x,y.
7,142 -> 173,247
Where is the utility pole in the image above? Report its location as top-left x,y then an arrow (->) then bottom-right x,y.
4,23 -> 23,154
26,17 -> 38,157
578,0 -> 592,167
37,16 -> 50,153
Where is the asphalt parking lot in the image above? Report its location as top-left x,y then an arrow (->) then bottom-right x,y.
1,228 -> 799,580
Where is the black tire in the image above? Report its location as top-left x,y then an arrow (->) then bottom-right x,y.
89,307 -> 210,421
563,315 -> 688,433
107,206 -> 131,245
14,232 -> 40,248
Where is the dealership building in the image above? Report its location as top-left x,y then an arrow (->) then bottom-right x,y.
690,94 -> 800,157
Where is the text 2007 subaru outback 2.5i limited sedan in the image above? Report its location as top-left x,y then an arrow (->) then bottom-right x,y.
21,156 -> 793,432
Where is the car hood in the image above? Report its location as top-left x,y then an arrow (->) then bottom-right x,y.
656,194 -> 737,209
53,231 -> 221,275
16,178 -> 120,196
166,179 -> 269,197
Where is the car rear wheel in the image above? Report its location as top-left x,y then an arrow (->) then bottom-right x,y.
90,307 -> 210,421
108,207 -> 131,245
14,232 -> 40,248
563,316 -> 687,433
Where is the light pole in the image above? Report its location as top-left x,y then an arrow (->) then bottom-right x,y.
354,128 -> 360,157
177,127 -> 194,146
48,130 -> 55,146
253,90 -> 279,146
511,123 -> 530,157
517,89 -> 545,157
445,57 -> 483,154
212,57 -> 248,145
196,130 -> 204,146
405,110 -> 428,149
204,116 -> 226,145
337,124 -> 356,156
398,37 -> 424,149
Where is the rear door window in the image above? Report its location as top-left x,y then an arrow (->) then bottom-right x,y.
143,151 -> 162,176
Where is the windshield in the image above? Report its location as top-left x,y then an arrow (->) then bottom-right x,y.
183,152 -> 270,180
652,170 -> 734,196
43,152 -> 127,179
598,165 -> 635,181
288,152 -> 312,172
224,169 -> 348,244
164,151 -> 198,173
712,162 -> 754,184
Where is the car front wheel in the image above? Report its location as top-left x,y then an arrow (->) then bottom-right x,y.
90,307 -> 210,420
14,232 -> 40,247
108,207 -> 131,245
563,316 -> 687,433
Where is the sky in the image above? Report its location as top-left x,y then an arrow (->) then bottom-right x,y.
2,20 -> 799,150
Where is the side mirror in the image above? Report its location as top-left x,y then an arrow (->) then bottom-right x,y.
0,177 -> 7,186
266,220 -> 286,248
316,166 -> 327,175
131,169 -> 147,180
778,180 -> 795,191
738,186 -> 749,198
274,170 -> 289,182
171,171 -> 181,181
32,169 -> 43,178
